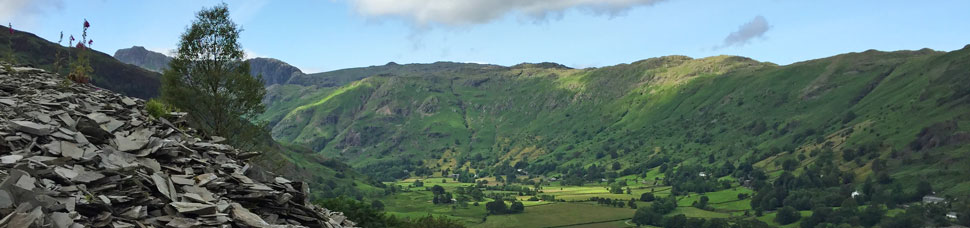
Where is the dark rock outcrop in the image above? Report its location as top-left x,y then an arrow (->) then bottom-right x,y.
113,46 -> 302,87
247,57 -> 304,86
113,46 -> 172,73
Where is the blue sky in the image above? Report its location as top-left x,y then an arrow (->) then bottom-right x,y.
2,0 -> 968,73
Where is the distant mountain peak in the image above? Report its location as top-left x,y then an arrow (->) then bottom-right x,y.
511,62 -> 572,69
114,46 -> 172,73
247,57 -> 304,86
114,46 -> 304,86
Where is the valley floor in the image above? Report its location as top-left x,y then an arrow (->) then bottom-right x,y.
377,167 -> 828,228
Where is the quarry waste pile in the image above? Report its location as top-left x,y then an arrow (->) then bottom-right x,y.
0,65 -> 356,227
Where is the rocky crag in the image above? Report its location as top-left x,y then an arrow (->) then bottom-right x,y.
113,46 -> 172,74
0,65 -> 355,227
113,47 -> 304,87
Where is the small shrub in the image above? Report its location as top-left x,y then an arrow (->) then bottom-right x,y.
146,99 -> 174,119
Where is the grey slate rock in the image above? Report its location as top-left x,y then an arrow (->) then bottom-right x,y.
10,121 -> 53,136
0,66 -> 357,227
76,117 -> 111,144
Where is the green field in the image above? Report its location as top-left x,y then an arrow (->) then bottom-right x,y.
374,167 -> 822,227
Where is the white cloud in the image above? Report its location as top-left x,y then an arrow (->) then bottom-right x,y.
145,47 -> 176,57
0,0 -> 64,28
717,15 -> 771,49
245,49 -> 267,59
350,0 -> 665,27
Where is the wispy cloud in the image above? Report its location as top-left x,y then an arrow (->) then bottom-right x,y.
716,15 -> 771,49
229,0 -> 269,25
0,0 -> 64,28
145,46 -> 176,57
349,0 -> 666,28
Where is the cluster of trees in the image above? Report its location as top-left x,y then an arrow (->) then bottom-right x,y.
801,203 -> 961,228
608,182 -> 631,194
453,185 -> 485,202
664,164 -> 730,195
631,195 -> 678,226
640,192 -> 656,202
429,185 -> 456,205
750,152 -> 858,213
484,198 -> 524,215
447,168 -> 478,183
692,195 -> 711,210
527,194 -> 556,202
555,163 -> 617,186
745,148 -> 965,227
589,197 -> 637,209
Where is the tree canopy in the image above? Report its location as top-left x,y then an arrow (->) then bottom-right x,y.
162,3 -> 266,147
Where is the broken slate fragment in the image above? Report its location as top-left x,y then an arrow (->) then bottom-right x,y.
85,112 -> 112,124
121,98 -> 136,106
0,98 -> 15,106
71,165 -> 105,183
230,203 -> 273,227
60,141 -> 83,160
0,190 -> 12,208
169,202 -> 217,215
14,174 -> 36,191
6,206 -> 44,228
165,217 -> 202,228
10,120 -> 53,136
194,173 -> 218,186
0,155 -> 23,164
102,119 -> 125,133
151,173 -> 179,201
116,135 -> 149,152
57,113 -> 76,129
54,166 -> 79,180
50,212 -> 74,228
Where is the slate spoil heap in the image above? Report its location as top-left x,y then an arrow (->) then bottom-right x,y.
0,66 -> 356,227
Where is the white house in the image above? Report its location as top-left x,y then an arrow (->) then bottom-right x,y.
923,196 -> 947,204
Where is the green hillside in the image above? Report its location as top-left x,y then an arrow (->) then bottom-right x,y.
262,46 -> 970,197
1,25 -> 161,99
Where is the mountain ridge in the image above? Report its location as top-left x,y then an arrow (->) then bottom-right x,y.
113,46 -> 306,87
113,46 -> 170,73
259,45 -> 970,198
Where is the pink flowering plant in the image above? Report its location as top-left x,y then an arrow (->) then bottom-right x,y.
68,19 -> 93,83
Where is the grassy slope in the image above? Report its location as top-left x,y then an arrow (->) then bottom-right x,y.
264,46 -> 970,197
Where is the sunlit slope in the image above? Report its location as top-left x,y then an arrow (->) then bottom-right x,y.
264,46 -> 970,195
